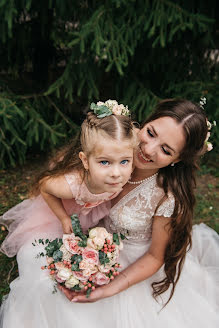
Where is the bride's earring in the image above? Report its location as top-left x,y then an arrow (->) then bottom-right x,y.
171,163 -> 175,167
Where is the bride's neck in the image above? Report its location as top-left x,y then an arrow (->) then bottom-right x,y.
131,168 -> 158,180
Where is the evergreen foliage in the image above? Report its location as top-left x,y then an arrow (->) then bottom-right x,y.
0,0 -> 218,168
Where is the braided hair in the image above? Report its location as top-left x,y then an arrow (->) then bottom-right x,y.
30,112 -> 136,196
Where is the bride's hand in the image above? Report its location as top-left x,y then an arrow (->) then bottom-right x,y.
58,284 -> 108,303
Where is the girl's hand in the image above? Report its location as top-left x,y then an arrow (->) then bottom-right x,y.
58,284 -> 108,303
62,218 -> 73,234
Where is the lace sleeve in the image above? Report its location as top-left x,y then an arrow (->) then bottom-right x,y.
156,194 -> 175,218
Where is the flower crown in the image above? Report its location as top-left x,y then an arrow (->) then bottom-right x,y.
199,97 -> 216,152
90,100 -> 130,118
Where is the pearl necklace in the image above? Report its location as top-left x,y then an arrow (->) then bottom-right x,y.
127,173 -> 158,185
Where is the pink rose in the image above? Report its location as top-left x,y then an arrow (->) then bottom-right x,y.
82,247 -> 99,265
55,274 -> 65,283
93,272 -> 110,286
55,262 -> 65,270
73,271 -> 88,282
63,234 -> 81,255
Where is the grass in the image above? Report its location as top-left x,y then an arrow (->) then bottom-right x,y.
0,156 -> 218,303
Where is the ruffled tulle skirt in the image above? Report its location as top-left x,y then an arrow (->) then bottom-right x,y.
0,223 -> 219,327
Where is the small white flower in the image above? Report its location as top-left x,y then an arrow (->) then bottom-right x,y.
213,120 -> 216,126
206,142 -> 213,152
209,206 -> 213,210
105,100 -> 118,110
207,120 -> 212,130
97,101 -> 104,106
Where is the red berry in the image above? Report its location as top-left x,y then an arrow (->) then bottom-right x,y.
89,277 -> 92,281
84,286 -> 88,290
110,276 -> 114,280
111,267 -> 115,272
41,266 -> 45,270
104,244 -> 107,248
104,250 -> 108,254
83,282 -> 87,285
111,245 -> 115,249
107,239 -> 111,244
92,286 -> 95,291
88,283 -> 92,288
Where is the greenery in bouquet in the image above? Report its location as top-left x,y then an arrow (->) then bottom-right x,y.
33,214 -> 123,297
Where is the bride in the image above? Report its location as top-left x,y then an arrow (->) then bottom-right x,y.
1,99 -> 219,327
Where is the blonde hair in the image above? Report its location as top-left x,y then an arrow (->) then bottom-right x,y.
81,112 -> 136,155
30,112 -> 136,196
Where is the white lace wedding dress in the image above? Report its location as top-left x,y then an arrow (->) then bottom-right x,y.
1,174 -> 219,327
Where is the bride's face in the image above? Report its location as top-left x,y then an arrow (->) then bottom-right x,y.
134,116 -> 186,171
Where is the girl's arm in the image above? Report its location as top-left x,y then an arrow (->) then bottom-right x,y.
40,176 -> 74,234
60,215 -> 172,302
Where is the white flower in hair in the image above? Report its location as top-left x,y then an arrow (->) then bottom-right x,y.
90,99 -> 130,118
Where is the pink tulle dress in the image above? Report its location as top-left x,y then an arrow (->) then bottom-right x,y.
0,171 -> 121,257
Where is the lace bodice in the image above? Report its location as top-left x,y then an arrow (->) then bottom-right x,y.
107,173 -> 175,240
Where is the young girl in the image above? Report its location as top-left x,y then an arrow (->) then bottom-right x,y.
0,100 -> 137,257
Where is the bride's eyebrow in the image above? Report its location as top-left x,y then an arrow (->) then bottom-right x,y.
150,124 -> 176,153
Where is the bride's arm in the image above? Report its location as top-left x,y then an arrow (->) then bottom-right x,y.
60,215 -> 172,302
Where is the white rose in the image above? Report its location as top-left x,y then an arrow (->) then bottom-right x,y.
98,264 -> 112,273
97,101 -> 104,106
57,268 -> 72,281
65,275 -> 79,289
105,99 -> 118,109
89,227 -> 109,240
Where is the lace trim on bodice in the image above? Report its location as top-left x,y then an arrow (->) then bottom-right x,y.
107,173 -> 175,240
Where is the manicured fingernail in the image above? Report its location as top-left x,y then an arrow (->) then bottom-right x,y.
71,298 -> 78,302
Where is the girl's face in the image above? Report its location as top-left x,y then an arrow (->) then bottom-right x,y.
134,116 -> 185,172
79,138 -> 134,194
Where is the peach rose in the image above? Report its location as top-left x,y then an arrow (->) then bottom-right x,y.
79,260 -> 98,277
63,234 -> 81,255
82,247 -> 99,265
72,270 -> 88,282
93,272 -> 110,286
55,261 -> 65,270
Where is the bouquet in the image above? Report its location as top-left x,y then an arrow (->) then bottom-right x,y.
34,214 -> 123,297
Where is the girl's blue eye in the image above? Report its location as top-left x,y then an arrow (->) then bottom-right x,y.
120,160 -> 129,165
147,128 -> 154,137
100,160 -> 109,165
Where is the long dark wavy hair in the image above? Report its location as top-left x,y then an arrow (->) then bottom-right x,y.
143,99 -> 208,305
30,111 -> 136,196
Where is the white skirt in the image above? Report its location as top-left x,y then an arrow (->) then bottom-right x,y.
1,223 -> 219,327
